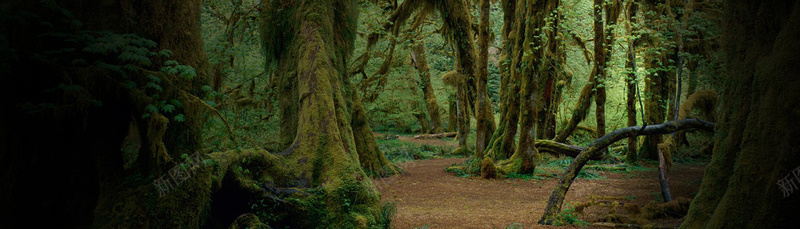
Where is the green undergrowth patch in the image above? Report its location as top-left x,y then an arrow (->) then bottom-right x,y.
444,156 -> 482,177
445,165 -> 475,178
550,203 -> 590,227
377,138 -> 457,164
539,156 -> 607,180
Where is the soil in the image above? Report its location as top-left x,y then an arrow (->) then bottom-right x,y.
374,139 -> 706,228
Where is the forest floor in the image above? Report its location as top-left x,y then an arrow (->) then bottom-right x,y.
373,136 -> 706,229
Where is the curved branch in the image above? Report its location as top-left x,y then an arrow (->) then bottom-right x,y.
534,140 -> 604,161
539,118 -> 715,224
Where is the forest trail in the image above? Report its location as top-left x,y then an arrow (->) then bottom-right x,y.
374,157 -> 705,228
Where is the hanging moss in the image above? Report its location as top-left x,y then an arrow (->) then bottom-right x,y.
675,89 -> 717,145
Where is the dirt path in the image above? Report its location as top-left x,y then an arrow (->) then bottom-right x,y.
374,158 -> 705,228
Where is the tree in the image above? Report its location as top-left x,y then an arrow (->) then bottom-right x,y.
260,0 -> 392,226
638,0 -> 678,160
593,0 -> 609,153
485,0 -> 519,160
624,0 -> 640,163
539,119 -> 715,224
680,1 -> 800,227
475,0 -> 495,158
411,42 -> 445,134
480,0 -> 560,178
0,0 -> 213,227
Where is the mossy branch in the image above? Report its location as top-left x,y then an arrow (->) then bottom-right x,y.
539,118 -> 715,225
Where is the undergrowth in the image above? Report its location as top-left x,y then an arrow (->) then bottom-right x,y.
377,138 -> 457,164
550,203 -> 590,227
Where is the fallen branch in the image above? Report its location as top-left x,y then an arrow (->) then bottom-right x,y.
538,119 -> 714,224
413,132 -> 457,139
534,140 -> 604,160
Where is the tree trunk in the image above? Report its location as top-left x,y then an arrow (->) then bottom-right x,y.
625,0 -> 640,163
539,119 -> 715,224
346,79 -> 399,177
414,132 -> 457,139
680,1 -> 800,228
411,43 -> 444,134
639,0 -> 675,160
434,0 -> 479,156
537,2 -> 562,140
263,0 -> 387,226
448,96 -> 458,132
553,69 -> 597,143
593,0 -> 608,155
489,0 -> 559,176
1,0 -> 212,227
485,0 -> 516,159
474,0 -> 492,158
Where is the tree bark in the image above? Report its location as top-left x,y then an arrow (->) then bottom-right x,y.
553,69 -> 597,143
639,0 -> 675,160
625,0 -> 640,163
471,0 -> 495,158
539,119 -> 714,224
411,43 -> 444,134
535,140 -> 604,160
485,0 -> 517,159
593,0 -> 609,155
658,146 -> 673,202
414,132 -> 457,139
680,1 -> 800,228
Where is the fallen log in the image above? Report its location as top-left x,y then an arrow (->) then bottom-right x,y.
538,119 -> 714,224
534,140 -> 604,160
413,132 -> 457,139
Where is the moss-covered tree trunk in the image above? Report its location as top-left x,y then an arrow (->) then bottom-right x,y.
430,0 -> 479,156
264,0 -> 387,226
593,0 -> 608,154
639,0 -> 676,160
485,0 -> 559,177
536,5 -> 561,140
475,0 -> 493,158
625,0 -> 640,163
346,78 -> 399,177
485,0 -> 515,158
486,0 -> 515,156
680,1 -> 800,227
539,119 -> 715,224
553,70 -> 597,143
411,43 -> 444,134
0,0 -> 214,227
448,96 -> 458,132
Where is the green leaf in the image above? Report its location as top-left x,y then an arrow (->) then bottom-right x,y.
169,99 -> 182,108
146,82 -> 163,92
159,49 -> 173,58
147,74 -> 161,83
201,85 -> 213,92
205,100 -> 217,107
173,114 -> 185,122
161,104 -> 175,113
123,80 -> 137,89
181,153 -> 189,159
145,104 -> 158,113
142,113 -> 151,119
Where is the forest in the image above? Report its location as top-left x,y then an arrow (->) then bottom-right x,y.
0,0 -> 798,228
